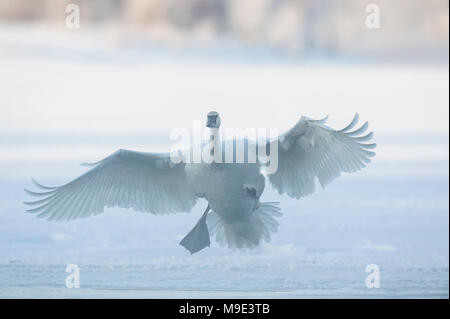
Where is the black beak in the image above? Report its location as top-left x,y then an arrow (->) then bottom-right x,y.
207,115 -> 217,128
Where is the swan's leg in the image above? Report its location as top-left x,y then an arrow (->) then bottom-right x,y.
179,204 -> 211,254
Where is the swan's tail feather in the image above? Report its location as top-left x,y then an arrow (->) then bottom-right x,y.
207,202 -> 282,249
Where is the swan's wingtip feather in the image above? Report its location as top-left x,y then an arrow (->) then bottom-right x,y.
31,178 -> 57,190
81,160 -> 101,167
24,188 -> 56,197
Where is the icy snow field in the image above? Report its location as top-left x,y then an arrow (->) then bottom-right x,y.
0,25 -> 448,298
0,176 -> 448,298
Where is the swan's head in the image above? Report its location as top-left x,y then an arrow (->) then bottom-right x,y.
206,111 -> 221,128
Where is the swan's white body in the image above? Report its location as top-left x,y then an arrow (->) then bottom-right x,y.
24,112 -> 376,253
185,160 -> 274,250
186,162 -> 264,223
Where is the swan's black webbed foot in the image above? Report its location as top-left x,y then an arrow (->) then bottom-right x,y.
179,205 -> 211,254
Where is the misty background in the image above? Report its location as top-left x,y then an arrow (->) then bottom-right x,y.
0,0 -> 448,298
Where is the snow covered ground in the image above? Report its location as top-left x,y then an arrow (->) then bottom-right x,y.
0,175 -> 448,298
0,25 -> 448,298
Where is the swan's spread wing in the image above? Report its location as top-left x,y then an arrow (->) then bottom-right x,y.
268,114 -> 376,199
24,149 -> 197,221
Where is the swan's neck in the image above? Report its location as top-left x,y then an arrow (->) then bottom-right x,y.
208,127 -> 221,160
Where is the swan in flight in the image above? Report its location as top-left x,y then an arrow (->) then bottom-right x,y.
24,112 -> 376,254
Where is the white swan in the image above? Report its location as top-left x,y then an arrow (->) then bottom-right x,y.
24,112 -> 376,254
